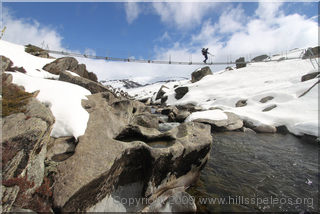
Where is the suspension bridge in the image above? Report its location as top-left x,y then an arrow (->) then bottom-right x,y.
47,48 -> 319,67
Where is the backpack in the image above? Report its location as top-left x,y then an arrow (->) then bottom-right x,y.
202,48 -> 206,55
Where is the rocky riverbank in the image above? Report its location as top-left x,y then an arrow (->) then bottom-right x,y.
1,67 -> 212,212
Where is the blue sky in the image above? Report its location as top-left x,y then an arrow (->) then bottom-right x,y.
1,1 -> 319,80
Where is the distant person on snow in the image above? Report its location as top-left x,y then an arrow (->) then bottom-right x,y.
202,48 -> 210,64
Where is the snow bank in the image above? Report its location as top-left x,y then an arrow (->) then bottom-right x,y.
8,72 -> 91,139
1,40 -> 91,139
185,110 -> 228,122
128,49 -> 319,137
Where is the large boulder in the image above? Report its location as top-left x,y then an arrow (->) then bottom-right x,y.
176,110 -> 191,123
223,112 -> 243,131
189,110 -> 243,132
25,44 -> 50,58
174,86 -> 189,100
155,85 -> 169,100
43,57 -> 78,75
1,56 -> 26,73
235,57 -> 246,69
52,91 -> 212,212
191,66 -> 213,83
59,71 -> 117,96
43,57 -> 97,82
1,55 -> 13,71
254,124 -> 277,133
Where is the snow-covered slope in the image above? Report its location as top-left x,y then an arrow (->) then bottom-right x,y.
127,49 -> 319,137
100,76 -> 188,90
1,40 -> 91,139
1,40 -> 318,138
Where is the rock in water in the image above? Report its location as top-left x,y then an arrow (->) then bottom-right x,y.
52,91 -> 212,212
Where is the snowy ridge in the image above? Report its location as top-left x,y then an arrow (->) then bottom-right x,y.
100,76 -> 188,90
127,50 -> 319,137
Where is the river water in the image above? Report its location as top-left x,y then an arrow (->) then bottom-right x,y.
187,131 -> 319,213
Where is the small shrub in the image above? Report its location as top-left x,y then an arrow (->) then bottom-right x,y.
2,175 -> 53,212
2,175 -> 35,208
1,79 -> 33,117
1,140 -> 20,169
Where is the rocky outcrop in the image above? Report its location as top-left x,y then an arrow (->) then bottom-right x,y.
262,104 -> 277,112
1,55 -> 12,71
43,57 -> 98,82
155,85 -> 169,100
251,54 -> 269,62
1,55 -> 26,73
235,57 -> 246,69
2,93 -> 55,212
254,124 -> 277,133
52,91 -> 212,212
2,98 -> 55,179
192,111 -> 243,132
174,86 -> 189,100
191,66 -> 212,83
25,44 -> 51,58
59,71 -> 117,96
259,96 -> 274,103
303,46 -> 320,58
176,110 -> 191,123
236,99 -> 247,107
301,71 -> 320,82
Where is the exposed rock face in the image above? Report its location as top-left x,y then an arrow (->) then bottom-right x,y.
192,111 -> 243,132
43,57 -> 98,82
236,99 -> 247,107
259,96 -> 274,103
1,55 -> 26,73
301,71 -> 320,82
1,55 -> 13,71
1,186 -> 20,212
25,44 -> 51,58
262,104 -> 277,112
223,112 -> 243,131
176,110 -> 191,123
2,97 -> 55,191
174,86 -> 189,100
254,124 -> 277,133
156,85 -> 169,100
43,57 -> 78,75
52,91 -> 212,212
251,54 -> 269,62
236,57 -> 246,69
303,46 -> 320,58
59,71 -> 117,96
191,66 -> 213,83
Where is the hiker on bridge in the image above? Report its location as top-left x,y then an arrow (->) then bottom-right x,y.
202,48 -> 210,64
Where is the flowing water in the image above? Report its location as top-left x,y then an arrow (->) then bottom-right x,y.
187,132 -> 319,213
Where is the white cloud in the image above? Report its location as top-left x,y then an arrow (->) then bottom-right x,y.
2,7 -> 64,50
151,2 -> 219,30
124,2 -> 141,24
160,2 -> 319,63
255,1 -> 284,21
215,4 -> 247,34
